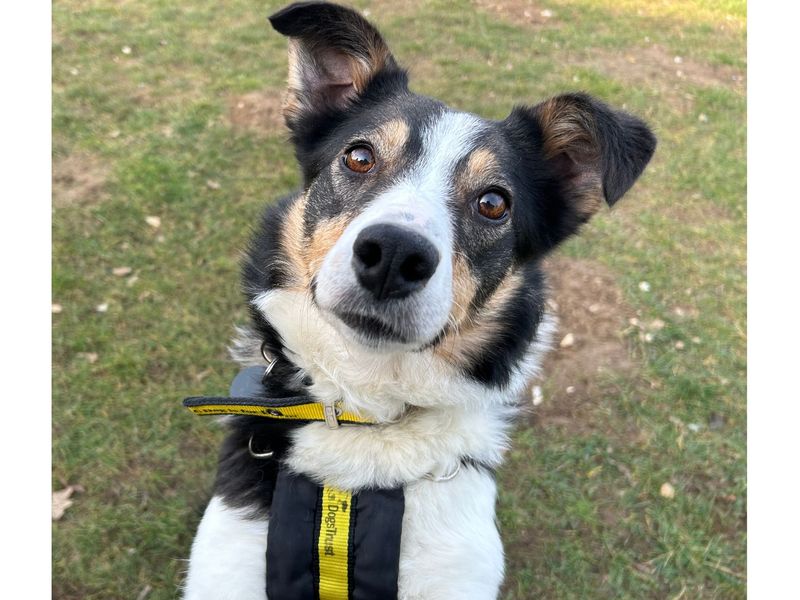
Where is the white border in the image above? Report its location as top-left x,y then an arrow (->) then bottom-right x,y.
748,1 -> 800,596
0,1 -> 52,595
2,0 -> 792,596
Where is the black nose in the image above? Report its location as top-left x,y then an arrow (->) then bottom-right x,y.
352,224 -> 440,301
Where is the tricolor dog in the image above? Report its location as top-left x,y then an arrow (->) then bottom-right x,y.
182,2 -> 655,599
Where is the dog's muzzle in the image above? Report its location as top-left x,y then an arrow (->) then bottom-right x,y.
313,191 -> 454,348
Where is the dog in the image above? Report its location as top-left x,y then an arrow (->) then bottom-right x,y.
182,2 -> 655,599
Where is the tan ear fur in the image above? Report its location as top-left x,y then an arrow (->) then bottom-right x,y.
269,2 -> 398,129
534,97 -> 605,220
283,38 -> 392,125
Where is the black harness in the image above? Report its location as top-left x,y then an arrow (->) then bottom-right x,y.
185,366 -> 405,600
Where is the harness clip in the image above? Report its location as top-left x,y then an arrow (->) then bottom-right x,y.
260,341 -> 279,383
323,404 -> 340,429
248,434 -> 274,460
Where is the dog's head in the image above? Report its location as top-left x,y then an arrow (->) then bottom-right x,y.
243,2 -> 654,401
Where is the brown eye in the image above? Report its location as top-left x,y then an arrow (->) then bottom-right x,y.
477,191 -> 509,220
343,146 -> 376,173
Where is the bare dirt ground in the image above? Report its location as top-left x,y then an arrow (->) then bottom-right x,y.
475,0 -> 559,27
52,153 -> 109,208
579,44 -> 745,93
530,257 -> 638,433
227,91 -> 286,137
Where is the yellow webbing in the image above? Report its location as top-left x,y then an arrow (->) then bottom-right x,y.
184,401 -> 372,424
317,486 -> 354,600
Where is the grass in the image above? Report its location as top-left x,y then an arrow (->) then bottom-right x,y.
52,0 -> 746,598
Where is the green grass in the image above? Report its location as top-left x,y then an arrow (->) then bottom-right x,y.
52,1 -> 746,598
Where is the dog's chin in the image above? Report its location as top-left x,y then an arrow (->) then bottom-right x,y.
322,307 -> 435,353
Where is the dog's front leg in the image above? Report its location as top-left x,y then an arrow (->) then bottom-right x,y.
398,468 -> 505,600
183,496 -> 268,600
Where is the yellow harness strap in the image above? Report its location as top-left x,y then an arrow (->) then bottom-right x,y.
183,397 -> 373,425
317,486 -> 354,600
183,366 -> 375,427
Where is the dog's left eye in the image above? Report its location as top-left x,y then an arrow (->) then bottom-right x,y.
477,191 -> 509,221
343,146 -> 376,173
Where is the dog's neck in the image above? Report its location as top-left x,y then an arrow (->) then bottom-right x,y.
229,288 -> 555,489
243,289 -> 553,420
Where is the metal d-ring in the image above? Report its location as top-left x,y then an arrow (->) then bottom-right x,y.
424,462 -> 461,482
260,340 -> 279,382
248,434 -> 274,460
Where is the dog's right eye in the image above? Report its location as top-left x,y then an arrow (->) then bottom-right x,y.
343,146 -> 376,173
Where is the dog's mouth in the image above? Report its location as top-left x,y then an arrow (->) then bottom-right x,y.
334,310 -> 409,345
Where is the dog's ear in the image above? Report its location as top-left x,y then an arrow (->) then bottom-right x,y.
508,93 -> 656,232
269,2 -> 401,131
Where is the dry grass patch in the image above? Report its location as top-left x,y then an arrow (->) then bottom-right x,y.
53,153 -> 110,208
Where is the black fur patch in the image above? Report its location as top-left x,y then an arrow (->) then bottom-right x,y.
212,418 -> 291,516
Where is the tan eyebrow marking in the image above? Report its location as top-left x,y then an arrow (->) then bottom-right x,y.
466,148 -> 499,177
367,118 -> 411,167
457,147 -> 502,195
375,119 -> 410,149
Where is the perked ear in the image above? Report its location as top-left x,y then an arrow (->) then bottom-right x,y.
517,93 -> 656,221
268,2 -> 401,131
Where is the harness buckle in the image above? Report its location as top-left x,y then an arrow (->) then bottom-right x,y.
323,404 -> 340,429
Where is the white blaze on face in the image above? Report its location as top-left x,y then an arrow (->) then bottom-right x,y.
314,111 -> 488,346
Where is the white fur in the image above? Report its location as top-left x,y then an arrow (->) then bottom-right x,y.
285,407 -> 510,490
183,496 -> 269,600
398,468 -> 504,600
